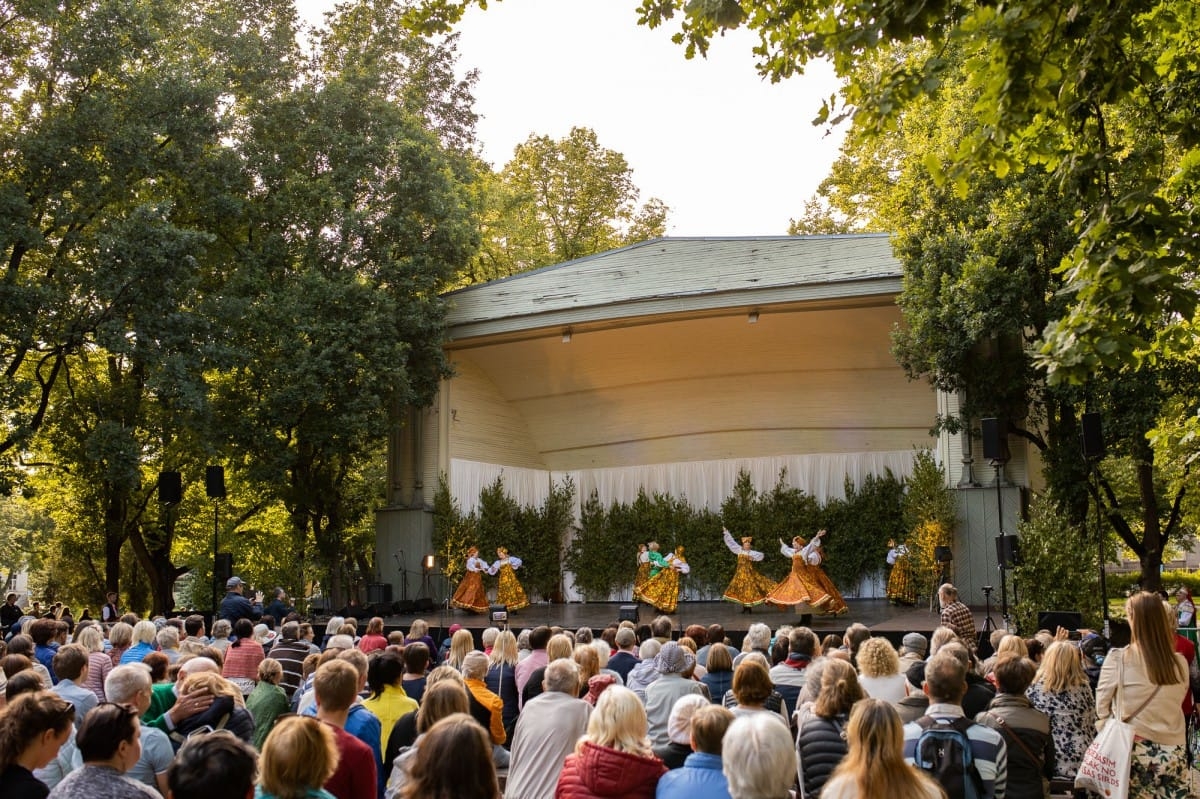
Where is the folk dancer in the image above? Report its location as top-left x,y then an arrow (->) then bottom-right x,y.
764,530 -> 847,615
451,546 -> 490,613
490,547 -> 529,612
641,546 -> 690,614
886,539 -> 917,605
720,528 -> 777,613
633,544 -> 652,603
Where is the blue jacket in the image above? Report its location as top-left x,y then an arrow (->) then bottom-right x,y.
656,752 -> 732,799
217,591 -> 262,624
35,642 -> 59,683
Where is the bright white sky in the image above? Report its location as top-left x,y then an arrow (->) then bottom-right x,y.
294,0 -> 845,235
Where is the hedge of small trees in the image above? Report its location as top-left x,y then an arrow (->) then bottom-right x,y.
438,465 -> 925,602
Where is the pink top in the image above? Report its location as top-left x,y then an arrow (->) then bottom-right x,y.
222,639 -> 266,681
357,633 -> 388,654
85,651 -> 113,702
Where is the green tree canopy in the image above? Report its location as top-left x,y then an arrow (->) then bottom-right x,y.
462,126 -> 668,284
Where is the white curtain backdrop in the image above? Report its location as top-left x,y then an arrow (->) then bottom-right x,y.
450,450 -> 923,518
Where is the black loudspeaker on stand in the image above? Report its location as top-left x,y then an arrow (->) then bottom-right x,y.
1081,412 -> 1106,459
995,536 -> 1021,568
206,465 -> 226,499
158,471 -> 182,505
980,417 -> 1009,462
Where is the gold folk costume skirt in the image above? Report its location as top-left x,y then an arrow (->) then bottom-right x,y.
451,571 -> 489,613
723,554 -> 777,606
887,554 -> 917,605
495,564 -> 529,611
640,568 -> 681,614
633,561 -> 652,602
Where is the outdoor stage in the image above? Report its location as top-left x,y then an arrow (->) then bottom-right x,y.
368,598 -> 995,648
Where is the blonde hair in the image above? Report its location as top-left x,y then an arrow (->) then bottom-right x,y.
260,715 -> 339,799
828,698 -> 943,798
580,685 -> 652,757
417,681 -> 471,733
813,658 -> 865,718
447,628 -> 475,670
547,634 -> 574,662
573,644 -> 600,685
995,634 -> 1028,658
180,671 -> 246,708
257,658 -> 283,684
856,636 -> 901,678
408,619 -> 428,639
1034,641 -> 1089,693
1127,592 -> 1186,686
488,630 -> 519,668
75,625 -> 105,653
929,626 -> 959,655
108,622 -> 134,649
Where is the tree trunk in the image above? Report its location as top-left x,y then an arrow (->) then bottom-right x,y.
103,488 -> 127,595
1136,455 -> 1164,593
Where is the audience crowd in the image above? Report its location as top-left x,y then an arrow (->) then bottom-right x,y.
0,581 -> 1196,799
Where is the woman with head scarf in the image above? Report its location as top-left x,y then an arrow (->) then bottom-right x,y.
764,529 -> 847,615
451,547 -> 491,614
720,527 -> 777,612
490,547 -> 530,612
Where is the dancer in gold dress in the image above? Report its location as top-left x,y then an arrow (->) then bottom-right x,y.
451,546 -> 490,613
886,539 -> 916,605
640,545 -> 690,614
721,528 -> 777,612
633,543 -> 652,602
764,530 -> 848,615
490,547 -> 529,612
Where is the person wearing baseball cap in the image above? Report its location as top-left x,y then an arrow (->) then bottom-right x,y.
217,576 -> 264,625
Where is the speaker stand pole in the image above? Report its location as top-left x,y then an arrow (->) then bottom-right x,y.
211,500 -> 220,614
1092,464 -> 1111,639
994,461 -> 1011,631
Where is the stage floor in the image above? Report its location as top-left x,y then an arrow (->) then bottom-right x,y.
372,599 -> 994,644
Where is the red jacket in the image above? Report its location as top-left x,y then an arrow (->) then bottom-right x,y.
554,741 -> 666,799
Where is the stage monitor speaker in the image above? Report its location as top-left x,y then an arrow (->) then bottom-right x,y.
205,465 -> 226,499
995,536 -> 1021,567
214,553 -> 234,585
618,605 -> 639,623
980,417 -> 1009,462
1081,412 -> 1106,460
367,583 -> 393,605
1037,610 -> 1083,632
934,546 -> 954,563
158,470 -> 182,504
392,600 -> 415,615
413,597 -> 436,613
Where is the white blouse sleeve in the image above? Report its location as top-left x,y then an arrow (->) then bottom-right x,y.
507,555 -> 522,570
780,543 -> 796,558
723,529 -> 741,555
801,540 -> 822,565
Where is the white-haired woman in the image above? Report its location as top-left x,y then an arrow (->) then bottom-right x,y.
118,621 -> 158,665
722,712 -> 796,799
555,685 -> 666,799
733,623 -> 772,668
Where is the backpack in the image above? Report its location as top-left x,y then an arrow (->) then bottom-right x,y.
912,716 -> 985,799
